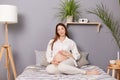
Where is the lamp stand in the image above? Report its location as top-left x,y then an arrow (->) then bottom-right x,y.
0,23 -> 17,80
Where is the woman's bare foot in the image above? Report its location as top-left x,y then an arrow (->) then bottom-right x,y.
86,70 -> 100,75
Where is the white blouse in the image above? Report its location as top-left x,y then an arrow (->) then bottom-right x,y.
46,37 -> 80,63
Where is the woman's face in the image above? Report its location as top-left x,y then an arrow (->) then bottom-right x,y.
57,25 -> 66,37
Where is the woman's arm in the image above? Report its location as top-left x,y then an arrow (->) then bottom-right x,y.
46,40 -> 54,63
71,41 -> 80,60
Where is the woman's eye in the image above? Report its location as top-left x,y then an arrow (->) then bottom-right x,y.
61,28 -> 64,30
58,29 -> 60,31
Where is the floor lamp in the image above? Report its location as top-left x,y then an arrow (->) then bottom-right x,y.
0,5 -> 17,80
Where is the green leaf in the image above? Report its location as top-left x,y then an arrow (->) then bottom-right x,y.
88,3 -> 120,49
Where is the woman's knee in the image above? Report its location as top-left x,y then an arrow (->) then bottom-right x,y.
46,64 -> 59,74
58,63 -> 66,73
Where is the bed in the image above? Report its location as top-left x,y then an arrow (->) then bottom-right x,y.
16,51 -> 116,80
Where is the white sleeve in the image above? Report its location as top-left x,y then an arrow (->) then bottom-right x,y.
71,41 -> 80,60
46,40 -> 53,63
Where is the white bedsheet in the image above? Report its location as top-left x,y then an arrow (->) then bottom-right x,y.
16,65 -> 116,80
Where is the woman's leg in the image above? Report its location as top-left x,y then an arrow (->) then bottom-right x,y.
58,58 -> 86,74
46,64 -> 60,74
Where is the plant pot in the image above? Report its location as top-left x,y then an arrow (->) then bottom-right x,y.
66,16 -> 73,23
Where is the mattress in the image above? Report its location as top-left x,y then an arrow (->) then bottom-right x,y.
16,65 -> 116,80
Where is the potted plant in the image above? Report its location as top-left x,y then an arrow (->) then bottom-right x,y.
56,0 -> 81,22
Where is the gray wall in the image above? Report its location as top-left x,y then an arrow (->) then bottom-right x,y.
0,0 -> 119,80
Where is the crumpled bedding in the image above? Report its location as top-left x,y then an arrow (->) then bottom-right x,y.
16,65 -> 116,80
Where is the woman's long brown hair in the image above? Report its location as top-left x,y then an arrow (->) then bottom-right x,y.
51,23 -> 69,50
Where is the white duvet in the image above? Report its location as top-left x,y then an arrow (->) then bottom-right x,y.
16,65 -> 116,80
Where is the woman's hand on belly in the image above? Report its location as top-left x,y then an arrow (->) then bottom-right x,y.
51,51 -> 69,65
51,59 -> 59,65
58,50 -> 74,59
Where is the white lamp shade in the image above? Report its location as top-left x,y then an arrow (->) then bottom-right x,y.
0,5 -> 17,24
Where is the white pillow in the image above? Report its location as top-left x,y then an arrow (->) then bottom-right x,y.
35,50 -> 49,66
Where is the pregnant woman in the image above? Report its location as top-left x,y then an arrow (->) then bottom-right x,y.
46,23 -> 99,75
